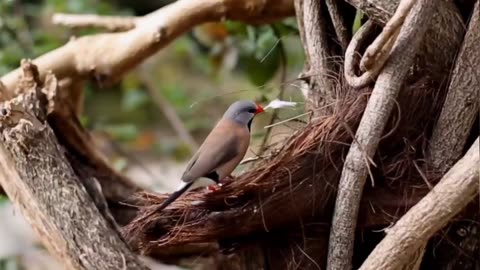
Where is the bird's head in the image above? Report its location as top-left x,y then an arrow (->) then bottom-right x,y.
223,100 -> 264,126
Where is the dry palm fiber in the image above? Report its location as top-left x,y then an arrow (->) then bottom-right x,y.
122,73 -> 448,255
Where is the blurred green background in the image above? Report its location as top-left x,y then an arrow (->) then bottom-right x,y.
0,0 -> 306,163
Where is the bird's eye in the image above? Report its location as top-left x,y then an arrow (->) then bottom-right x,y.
248,108 -> 256,113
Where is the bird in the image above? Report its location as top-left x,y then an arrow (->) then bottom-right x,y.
152,100 -> 264,213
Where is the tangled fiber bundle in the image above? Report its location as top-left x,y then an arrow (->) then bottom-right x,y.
122,75 -> 450,256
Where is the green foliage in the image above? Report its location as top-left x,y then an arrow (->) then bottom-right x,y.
0,257 -> 21,270
0,195 -> 7,204
352,9 -> 364,34
234,25 -> 281,86
0,2 -> 303,161
225,20 -> 298,87
101,124 -> 139,142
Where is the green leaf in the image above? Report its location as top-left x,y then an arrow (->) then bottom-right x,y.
352,9 -> 364,34
112,157 -> 128,172
0,195 -> 8,204
122,88 -> 149,111
102,124 -> 138,142
240,28 -> 281,86
224,21 -> 248,37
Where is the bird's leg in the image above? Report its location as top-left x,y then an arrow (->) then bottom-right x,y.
206,175 -> 234,192
220,174 -> 235,184
207,184 -> 221,192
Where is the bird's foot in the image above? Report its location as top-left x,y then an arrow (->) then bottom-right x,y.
220,175 -> 234,184
207,184 -> 221,192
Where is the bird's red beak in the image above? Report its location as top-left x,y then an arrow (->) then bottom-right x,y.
255,103 -> 264,114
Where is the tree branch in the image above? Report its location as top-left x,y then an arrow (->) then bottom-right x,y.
359,0 -> 415,71
345,0 -> 464,83
327,0 -> 436,269
428,2 -> 480,173
326,0 -> 350,50
359,139 -> 479,270
294,0 -> 336,113
53,13 -> 137,31
0,0 -> 294,94
0,61 -> 148,270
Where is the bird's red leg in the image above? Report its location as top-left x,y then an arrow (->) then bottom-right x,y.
220,174 -> 234,184
207,184 -> 221,192
207,175 -> 235,192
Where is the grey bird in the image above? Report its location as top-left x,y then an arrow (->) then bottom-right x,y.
153,100 -> 264,212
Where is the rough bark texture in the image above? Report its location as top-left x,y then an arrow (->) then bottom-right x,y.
294,0 -> 337,114
359,139 -> 479,270
0,62 -> 148,270
429,2 -> 480,173
327,1 -> 436,269
345,0 -> 464,82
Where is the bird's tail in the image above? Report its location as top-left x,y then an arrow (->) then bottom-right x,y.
140,181 -> 193,222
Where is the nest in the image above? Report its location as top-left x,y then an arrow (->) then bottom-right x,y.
122,73 -> 470,260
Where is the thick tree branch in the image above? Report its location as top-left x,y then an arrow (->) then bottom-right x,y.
345,0 -> 464,83
1,0 -> 293,94
428,2 -> 480,173
0,61 -> 148,270
327,0 -> 436,269
294,0 -> 336,113
359,139 -> 479,270
53,13 -> 137,31
359,0 -> 415,71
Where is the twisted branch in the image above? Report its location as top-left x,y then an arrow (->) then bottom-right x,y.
327,0 -> 436,269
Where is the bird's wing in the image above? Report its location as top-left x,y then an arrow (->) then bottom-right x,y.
181,123 -> 241,183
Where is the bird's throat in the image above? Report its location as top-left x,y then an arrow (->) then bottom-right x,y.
247,118 -> 253,131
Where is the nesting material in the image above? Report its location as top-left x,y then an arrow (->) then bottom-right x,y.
263,99 -> 298,110
122,76 -> 452,257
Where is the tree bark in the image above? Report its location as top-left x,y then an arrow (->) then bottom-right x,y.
428,2 -> 480,173
359,139 -> 479,270
294,0 -> 336,113
345,0 -> 464,82
327,0 -> 437,269
0,61 -> 148,270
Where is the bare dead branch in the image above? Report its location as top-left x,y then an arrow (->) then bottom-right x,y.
0,61 -> 148,270
359,139 -> 479,270
428,2 -> 480,173
327,0 -> 436,269
1,0 -> 294,94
